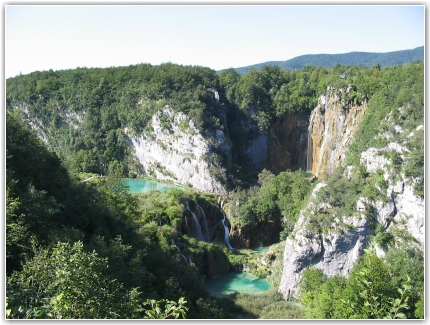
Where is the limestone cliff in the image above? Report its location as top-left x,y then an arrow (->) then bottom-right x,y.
245,113 -> 309,173
245,86 -> 366,177
127,106 -> 231,194
265,113 -> 309,173
278,115 -> 424,300
278,170 -> 424,300
309,89 -> 367,178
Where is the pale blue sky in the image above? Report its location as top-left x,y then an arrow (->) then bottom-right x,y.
5,5 -> 424,78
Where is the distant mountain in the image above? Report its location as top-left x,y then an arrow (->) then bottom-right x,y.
224,46 -> 424,74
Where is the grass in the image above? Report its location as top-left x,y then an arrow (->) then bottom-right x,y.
230,288 -> 305,319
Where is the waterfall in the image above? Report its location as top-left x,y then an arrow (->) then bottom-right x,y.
316,108 -> 332,177
307,110 -> 315,173
185,201 -> 204,241
220,208 -> 233,249
197,204 -> 210,242
211,223 -> 218,242
171,240 -> 188,263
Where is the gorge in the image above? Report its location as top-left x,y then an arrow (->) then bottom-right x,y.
6,61 -> 424,319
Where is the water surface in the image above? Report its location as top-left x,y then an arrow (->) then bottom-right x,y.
251,246 -> 269,254
205,272 -> 272,298
124,178 -> 181,193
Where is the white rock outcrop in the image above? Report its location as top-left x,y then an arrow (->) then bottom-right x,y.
279,145 -> 424,300
278,184 -> 372,300
127,106 -> 230,194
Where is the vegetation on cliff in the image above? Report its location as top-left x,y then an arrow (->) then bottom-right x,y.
287,62 -> 424,319
6,64 -> 229,180
6,59 -> 424,319
6,112 -> 235,318
299,246 -> 423,319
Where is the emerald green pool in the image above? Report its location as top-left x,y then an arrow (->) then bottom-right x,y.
123,178 -> 181,193
251,246 -> 269,254
205,272 -> 272,298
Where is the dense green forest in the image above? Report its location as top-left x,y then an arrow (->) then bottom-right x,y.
6,60 -> 424,319
6,61 -> 389,186
231,46 -> 424,74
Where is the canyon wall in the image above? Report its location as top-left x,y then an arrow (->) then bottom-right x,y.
278,99 -> 424,300
265,113 -> 309,173
309,90 -> 367,178
245,87 -> 366,179
127,106 -> 231,194
245,113 -> 309,173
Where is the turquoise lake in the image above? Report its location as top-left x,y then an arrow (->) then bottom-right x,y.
124,179 -> 272,297
205,272 -> 272,298
251,246 -> 269,254
123,178 -> 181,193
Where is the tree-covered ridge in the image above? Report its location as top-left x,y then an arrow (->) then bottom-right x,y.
230,46 -> 424,74
6,63 -> 228,177
6,61 -> 423,190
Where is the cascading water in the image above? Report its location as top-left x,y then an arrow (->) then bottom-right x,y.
211,224 -> 218,242
172,240 -> 188,263
219,198 -> 233,249
221,210 -> 233,249
197,204 -> 210,242
183,198 -> 232,248
307,110 -> 315,173
186,201 -> 204,241
316,107 -> 332,177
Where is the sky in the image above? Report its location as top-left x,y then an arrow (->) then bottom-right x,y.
5,4 -> 425,78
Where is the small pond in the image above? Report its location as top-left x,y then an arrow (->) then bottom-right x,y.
123,178 -> 182,193
205,272 -> 272,298
251,246 -> 269,254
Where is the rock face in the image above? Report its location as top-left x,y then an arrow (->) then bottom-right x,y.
360,144 -> 424,248
278,183 -> 372,300
309,92 -> 366,178
244,90 -> 366,178
246,133 -> 268,170
278,143 -> 424,300
265,113 -> 309,173
245,113 -> 309,173
127,106 -> 231,194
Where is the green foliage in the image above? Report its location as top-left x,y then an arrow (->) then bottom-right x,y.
143,297 -> 188,319
344,255 -> 411,319
7,63 -> 227,177
299,267 -> 325,298
232,46 -> 423,73
6,240 -> 189,319
231,288 -> 305,319
5,113 -> 231,319
299,248 -> 423,319
6,241 -> 140,319
345,61 -> 424,198
373,223 -> 394,248
229,169 -> 312,240
6,59 -> 424,320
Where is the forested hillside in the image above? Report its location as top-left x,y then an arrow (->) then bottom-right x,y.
231,46 -> 424,74
6,60 -> 424,319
